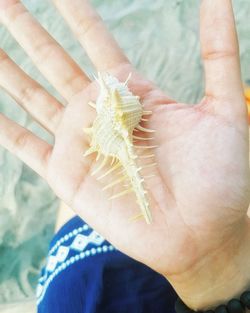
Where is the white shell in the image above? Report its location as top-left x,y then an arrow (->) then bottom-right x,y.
83,72 -> 156,224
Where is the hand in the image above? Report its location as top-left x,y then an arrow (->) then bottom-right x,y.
0,0 -> 250,310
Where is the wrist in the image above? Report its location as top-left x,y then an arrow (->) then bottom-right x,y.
164,219 -> 250,311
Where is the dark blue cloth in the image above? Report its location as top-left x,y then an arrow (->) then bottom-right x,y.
37,215 -> 177,313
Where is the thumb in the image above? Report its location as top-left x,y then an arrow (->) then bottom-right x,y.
200,0 -> 247,123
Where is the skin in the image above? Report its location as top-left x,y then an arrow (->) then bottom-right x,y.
0,0 -> 250,310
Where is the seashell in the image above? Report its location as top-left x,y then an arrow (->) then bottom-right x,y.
83,72 -> 157,224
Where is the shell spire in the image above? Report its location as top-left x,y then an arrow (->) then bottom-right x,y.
83,72 -> 156,224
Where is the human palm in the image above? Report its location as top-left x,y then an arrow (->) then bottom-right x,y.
48,63 -> 250,277
0,0 -> 250,308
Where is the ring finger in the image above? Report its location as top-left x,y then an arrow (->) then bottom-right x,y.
0,49 -> 63,135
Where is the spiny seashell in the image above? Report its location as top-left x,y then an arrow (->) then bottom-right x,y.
83,72 -> 157,224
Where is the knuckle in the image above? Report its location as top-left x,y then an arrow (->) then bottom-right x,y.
202,49 -> 237,61
18,85 -> 63,132
76,15 -> 101,38
0,1 -> 26,25
62,73 -> 88,97
13,130 -> 30,150
32,41 -> 57,65
19,85 -> 40,104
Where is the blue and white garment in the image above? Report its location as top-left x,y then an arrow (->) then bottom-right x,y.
37,215 -> 177,313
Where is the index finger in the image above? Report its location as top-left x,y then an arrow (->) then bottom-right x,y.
52,0 -> 129,72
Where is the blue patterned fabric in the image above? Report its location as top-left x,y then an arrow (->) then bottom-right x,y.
37,215 -> 177,313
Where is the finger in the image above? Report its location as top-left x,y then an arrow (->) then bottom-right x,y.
0,113 -> 52,180
52,0 -> 129,71
200,0 -> 245,110
0,49 -> 63,135
0,0 -> 90,100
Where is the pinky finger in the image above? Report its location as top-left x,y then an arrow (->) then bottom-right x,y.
0,113 -> 52,179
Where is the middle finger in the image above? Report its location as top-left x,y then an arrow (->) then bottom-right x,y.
0,0 -> 90,101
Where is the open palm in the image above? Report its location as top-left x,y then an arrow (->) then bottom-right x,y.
1,0 -> 250,306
